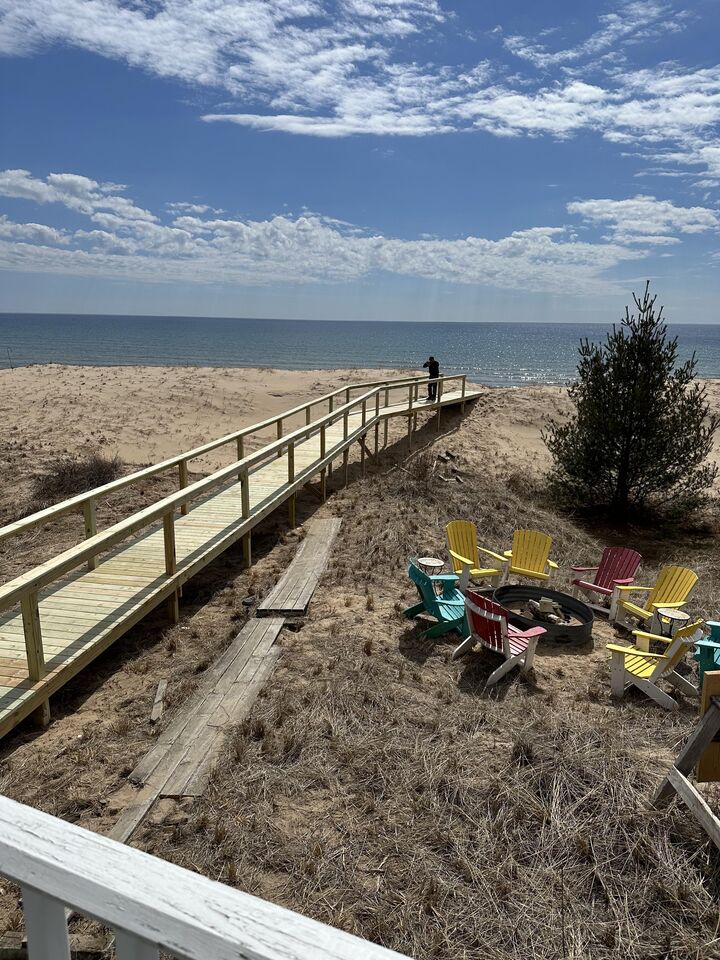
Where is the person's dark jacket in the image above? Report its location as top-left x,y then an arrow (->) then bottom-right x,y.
423,358 -> 440,378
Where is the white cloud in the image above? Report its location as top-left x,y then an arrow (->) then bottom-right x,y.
501,1 -> 691,70
0,215 -> 69,245
0,168 -> 657,295
0,2 -> 718,185
567,195 -> 720,244
0,168 -> 156,221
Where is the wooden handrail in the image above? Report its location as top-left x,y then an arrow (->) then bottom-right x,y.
0,375 -> 468,613
0,373 -> 464,546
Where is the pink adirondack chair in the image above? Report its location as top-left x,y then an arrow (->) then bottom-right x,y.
453,589 -> 546,685
570,546 -> 641,618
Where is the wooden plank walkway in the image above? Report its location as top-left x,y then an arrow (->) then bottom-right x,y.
0,379 -> 479,740
111,618 -> 283,840
257,517 -> 342,616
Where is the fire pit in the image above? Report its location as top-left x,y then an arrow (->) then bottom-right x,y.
494,584 -> 594,645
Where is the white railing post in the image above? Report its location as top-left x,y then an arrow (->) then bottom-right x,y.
114,930 -> 160,959
461,375 -> 466,412
83,498 -> 98,570
23,887 -> 71,960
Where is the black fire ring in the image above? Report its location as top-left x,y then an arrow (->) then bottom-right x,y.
493,584 -> 594,645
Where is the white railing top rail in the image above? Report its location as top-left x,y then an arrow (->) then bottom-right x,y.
0,376 -> 467,611
0,795 -> 409,960
0,372 -> 466,546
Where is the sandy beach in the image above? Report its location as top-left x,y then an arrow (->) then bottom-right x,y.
2,364 -> 719,520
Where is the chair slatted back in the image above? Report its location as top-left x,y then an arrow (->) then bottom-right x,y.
408,559 -> 436,607
446,520 -> 478,575
512,529 -> 552,574
653,620 -> 705,680
465,589 -> 508,657
647,565 -> 698,609
595,546 -> 642,590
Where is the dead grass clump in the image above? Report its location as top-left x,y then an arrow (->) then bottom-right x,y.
30,452 -> 123,506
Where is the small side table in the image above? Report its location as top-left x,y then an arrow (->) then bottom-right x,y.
651,607 -> 690,638
417,557 -> 445,595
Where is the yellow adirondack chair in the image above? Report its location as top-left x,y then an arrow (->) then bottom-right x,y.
446,521 -> 502,589
482,529 -> 558,585
607,620 -> 704,710
612,565 -> 698,629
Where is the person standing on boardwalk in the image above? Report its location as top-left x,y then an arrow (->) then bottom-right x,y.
423,355 -> 440,401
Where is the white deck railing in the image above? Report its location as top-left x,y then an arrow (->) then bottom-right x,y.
0,795 -> 410,960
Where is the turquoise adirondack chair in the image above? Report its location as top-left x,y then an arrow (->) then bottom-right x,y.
694,620 -> 720,684
404,560 -> 466,639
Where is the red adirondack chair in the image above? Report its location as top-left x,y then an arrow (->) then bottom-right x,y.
570,546 -> 641,618
453,589 -> 546,684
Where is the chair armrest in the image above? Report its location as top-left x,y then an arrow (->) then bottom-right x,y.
571,566 -> 598,573
607,644 -> 667,660
431,574 -> 459,584
449,548 -> 474,567
695,639 -> 720,650
611,578 -> 635,586
649,601 -> 686,610
615,585 -> 652,593
478,546 -> 507,563
547,559 -> 559,570
632,630 -> 673,644
503,549 -> 512,558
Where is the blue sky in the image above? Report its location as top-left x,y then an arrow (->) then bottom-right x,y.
0,0 -> 719,322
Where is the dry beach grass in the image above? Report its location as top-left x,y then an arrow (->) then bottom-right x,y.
0,367 -> 719,957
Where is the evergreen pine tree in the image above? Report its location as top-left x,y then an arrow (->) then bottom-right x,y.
544,282 -> 718,520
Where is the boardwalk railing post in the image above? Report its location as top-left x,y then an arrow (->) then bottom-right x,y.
21,591 -> 50,727
236,436 -> 244,480
276,418 -> 283,458
83,499 -> 98,570
178,460 -> 189,516
461,375 -> 466,413
241,469 -> 251,568
407,385 -> 413,449
374,392 -> 380,454
320,425 -> 327,501
327,395 -> 334,478
306,406 -> 312,426
437,378 -> 443,431
384,387 -> 389,447
163,512 -> 179,623
361,399 -> 367,427
345,387 -> 351,406
288,442 -> 296,527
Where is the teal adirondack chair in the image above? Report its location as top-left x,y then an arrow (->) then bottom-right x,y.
404,560 -> 466,639
694,620 -> 720,684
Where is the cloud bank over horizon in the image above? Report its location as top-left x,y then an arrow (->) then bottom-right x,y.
1,167 -> 717,296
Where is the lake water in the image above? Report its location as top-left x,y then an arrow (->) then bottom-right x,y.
2,313 -> 720,387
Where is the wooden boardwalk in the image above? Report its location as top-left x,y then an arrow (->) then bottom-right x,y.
257,517 -> 342,616
0,374 -> 479,739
